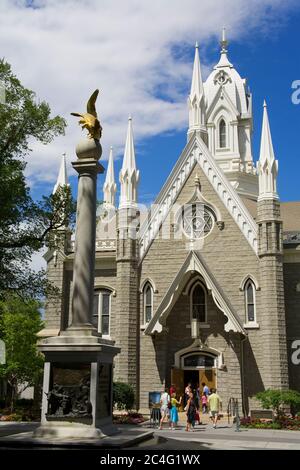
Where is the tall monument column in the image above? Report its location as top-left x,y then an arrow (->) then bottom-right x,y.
71,139 -> 103,329
35,90 -> 120,440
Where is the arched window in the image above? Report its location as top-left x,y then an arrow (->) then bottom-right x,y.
191,283 -> 206,323
219,119 -> 226,148
93,289 -> 111,335
143,283 -> 153,324
245,280 -> 256,323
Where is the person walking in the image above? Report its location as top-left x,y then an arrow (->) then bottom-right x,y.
202,382 -> 210,396
201,393 -> 208,413
170,393 -> 181,430
185,391 -> 197,432
208,388 -> 222,429
159,387 -> 171,430
184,382 -> 192,407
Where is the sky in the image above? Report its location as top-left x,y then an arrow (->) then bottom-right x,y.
1,1 -> 300,229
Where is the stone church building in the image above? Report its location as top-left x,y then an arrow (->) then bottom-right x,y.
43,33 -> 300,414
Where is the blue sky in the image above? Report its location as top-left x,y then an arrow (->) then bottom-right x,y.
1,0 -> 299,206
68,6 -> 300,204
124,13 -> 300,205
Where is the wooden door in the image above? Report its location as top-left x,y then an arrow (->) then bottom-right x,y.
171,368 -> 184,411
199,368 -> 216,392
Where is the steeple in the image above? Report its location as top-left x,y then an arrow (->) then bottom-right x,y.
53,153 -> 68,194
257,100 -> 278,201
215,27 -> 233,69
187,43 -> 207,142
103,146 -> 117,206
119,117 -> 139,208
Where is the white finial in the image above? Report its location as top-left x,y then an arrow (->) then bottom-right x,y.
103,146 -> 117,206
215,27 -> 232,68
53,153 -> 68,194
257,100 -> 278,201
221,27 -> 227,50
119,117 -> 139,208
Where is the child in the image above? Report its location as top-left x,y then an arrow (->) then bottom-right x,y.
170,393 -> 182,430
201,393 -> 208,414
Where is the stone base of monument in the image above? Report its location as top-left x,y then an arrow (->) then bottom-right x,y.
33,329 -> 120,440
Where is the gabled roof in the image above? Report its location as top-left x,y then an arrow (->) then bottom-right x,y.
144,251 -> 246,335
206,85 -> 240,122
138,134 -> 258,259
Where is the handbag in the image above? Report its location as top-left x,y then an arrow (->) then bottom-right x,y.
167,401 -> 172,409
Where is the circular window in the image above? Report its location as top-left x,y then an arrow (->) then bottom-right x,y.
180,203 -> 215,239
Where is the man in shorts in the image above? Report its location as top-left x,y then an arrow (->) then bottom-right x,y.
208,388 -> 222,429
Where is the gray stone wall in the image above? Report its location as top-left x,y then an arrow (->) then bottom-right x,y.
44,250 -> 68,331
257,200 -> 289,391
139,164 -> 265,412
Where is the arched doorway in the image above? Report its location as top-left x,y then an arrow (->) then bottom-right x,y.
171,348 -> 218,406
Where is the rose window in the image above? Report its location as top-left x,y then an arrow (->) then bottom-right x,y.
180,203 -> 215,239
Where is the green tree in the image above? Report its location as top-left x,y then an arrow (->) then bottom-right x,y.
0,59 -> 75,300
113,382 -> 135,411
0,296 -> 44,412
255,389 -> 300,418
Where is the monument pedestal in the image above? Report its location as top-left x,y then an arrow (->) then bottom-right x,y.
34,331 -> 120,439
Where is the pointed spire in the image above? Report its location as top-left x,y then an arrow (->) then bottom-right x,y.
190,42 -> 204,101
187,43 -> 207,140
103,146 -> 117,206
53,153 -> 68,194
257,100 -> 278,201
121,116 -> 137,173
215,27 -> 232,69
119,117 -> 139,208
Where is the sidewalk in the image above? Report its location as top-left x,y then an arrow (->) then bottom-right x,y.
138,413 -> 300,450
141,412 -> 300,450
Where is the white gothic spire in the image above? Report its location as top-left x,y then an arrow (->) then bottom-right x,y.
53,153 -> 68,194
257,100 -> 278,201
188,43 -> 207,139
119,117 -> 139,208
103,146 -> 117,206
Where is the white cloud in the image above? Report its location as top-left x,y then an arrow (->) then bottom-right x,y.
0,0 -> 297,190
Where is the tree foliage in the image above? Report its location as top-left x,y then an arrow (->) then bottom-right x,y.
0,296 -> 44,411
113,382 -> 135,411
0,59 -> 75,299
255,389 -> 300,417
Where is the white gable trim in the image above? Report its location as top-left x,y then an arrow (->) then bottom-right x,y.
144,251 -> 246,336
139,135 -> 258,259
206,86 -> 240,122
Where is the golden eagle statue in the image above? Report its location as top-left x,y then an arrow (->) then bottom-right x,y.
71,89 -> 102,140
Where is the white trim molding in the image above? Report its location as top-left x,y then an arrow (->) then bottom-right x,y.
174,339 -> 225,370
144,251 -> 246,336
139,277 -> 158,294
239,275 -> 260,292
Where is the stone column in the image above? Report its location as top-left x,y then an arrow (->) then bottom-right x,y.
70,139 -> 104,330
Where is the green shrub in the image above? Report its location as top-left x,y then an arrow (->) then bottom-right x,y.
113,382 -> 135,411
255,389 -> 300,418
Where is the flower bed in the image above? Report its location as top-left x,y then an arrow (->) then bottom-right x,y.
113,412 -> 145,425
241,415 -> 300,430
